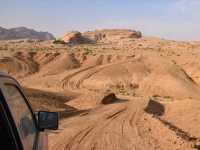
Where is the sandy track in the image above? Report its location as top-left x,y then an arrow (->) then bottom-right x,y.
61,59 -> 135,91
49,97 -> 194,150
61,65 -> 97,90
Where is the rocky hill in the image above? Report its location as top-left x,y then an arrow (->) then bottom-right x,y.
62,31 -> 92,44
61,29 -> 142,45
0,26 -> 55,40
83,29 -> 142,41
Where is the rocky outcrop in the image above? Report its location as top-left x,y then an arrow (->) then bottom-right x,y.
62,29 -> 142,45
62,31 -> 92,45
0,26 -> 55,40
83,29 -> 142,42
100,92 -> 119,105
62,31 -> 82,44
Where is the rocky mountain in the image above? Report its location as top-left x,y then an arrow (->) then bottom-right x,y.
0,26 -> 55,40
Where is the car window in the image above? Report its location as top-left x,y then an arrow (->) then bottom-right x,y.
3,84 -> 37,150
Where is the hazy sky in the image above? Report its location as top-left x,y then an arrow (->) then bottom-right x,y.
1,0 -> 200,40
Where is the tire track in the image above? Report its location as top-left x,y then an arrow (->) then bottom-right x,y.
61,99 -> 147,150
64,107 -> 127,150
61,66 -> 97,89
155,117 -> 200,149
61,60 -> 136,91
49,98 -> 194,150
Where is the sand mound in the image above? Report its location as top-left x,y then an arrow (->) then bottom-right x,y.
82,54 -> 109,66
34,52 -> 60,66
136,54 -> 200,99
80,58 -> 148,91
61,53 -> 200,99
40,53 -> 80,75
24,87 -> 79,118
0,52 -> 38,77
66,91 -> 121,110
80,54 -> 127,66
66,92 -> 100,110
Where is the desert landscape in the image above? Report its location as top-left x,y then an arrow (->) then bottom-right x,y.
1,27 -> 200,149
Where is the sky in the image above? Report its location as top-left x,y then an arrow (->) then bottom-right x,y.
1,0 -> 200,41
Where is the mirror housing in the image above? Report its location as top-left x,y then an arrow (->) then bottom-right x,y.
37,111 -> 58,131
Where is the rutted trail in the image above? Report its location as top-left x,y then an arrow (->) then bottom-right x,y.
49,97 -> 194,150
61,65 -> 98,90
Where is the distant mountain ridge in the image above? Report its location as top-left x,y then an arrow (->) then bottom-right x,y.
0,26 -> 55,40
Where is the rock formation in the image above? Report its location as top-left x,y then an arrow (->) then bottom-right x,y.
0,26 -> 55,40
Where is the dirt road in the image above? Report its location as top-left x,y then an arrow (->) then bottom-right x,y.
49,97 -> 195,150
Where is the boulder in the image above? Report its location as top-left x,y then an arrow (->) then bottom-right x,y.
100,93 -> 119,104
62,31 -> 93,45
62,31 -> 82,44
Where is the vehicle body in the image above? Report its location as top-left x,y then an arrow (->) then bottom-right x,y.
0,71 -> 58,150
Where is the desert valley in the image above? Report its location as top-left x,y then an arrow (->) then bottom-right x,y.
1,27 -> 200,150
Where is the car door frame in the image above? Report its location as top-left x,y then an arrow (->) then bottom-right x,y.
0,75 -> 40,150
0,86 -> 21,149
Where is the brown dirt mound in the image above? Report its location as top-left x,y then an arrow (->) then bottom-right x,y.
82,54 -> 107,66
66,91 -> 125,110
40,53 -> 80,75
23,87 -> 80,119
81,54 -> 125,66
62,53 -> 200,99
34,52 -> 60,66
0,52 -> 38,77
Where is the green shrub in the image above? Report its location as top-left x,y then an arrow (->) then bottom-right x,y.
163,95 -> 172,99
53,39 -> 66,44
83,48 -> 92,54
152,94 -> 160,98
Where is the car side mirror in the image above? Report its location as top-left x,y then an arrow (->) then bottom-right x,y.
37,111 -> 58,131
